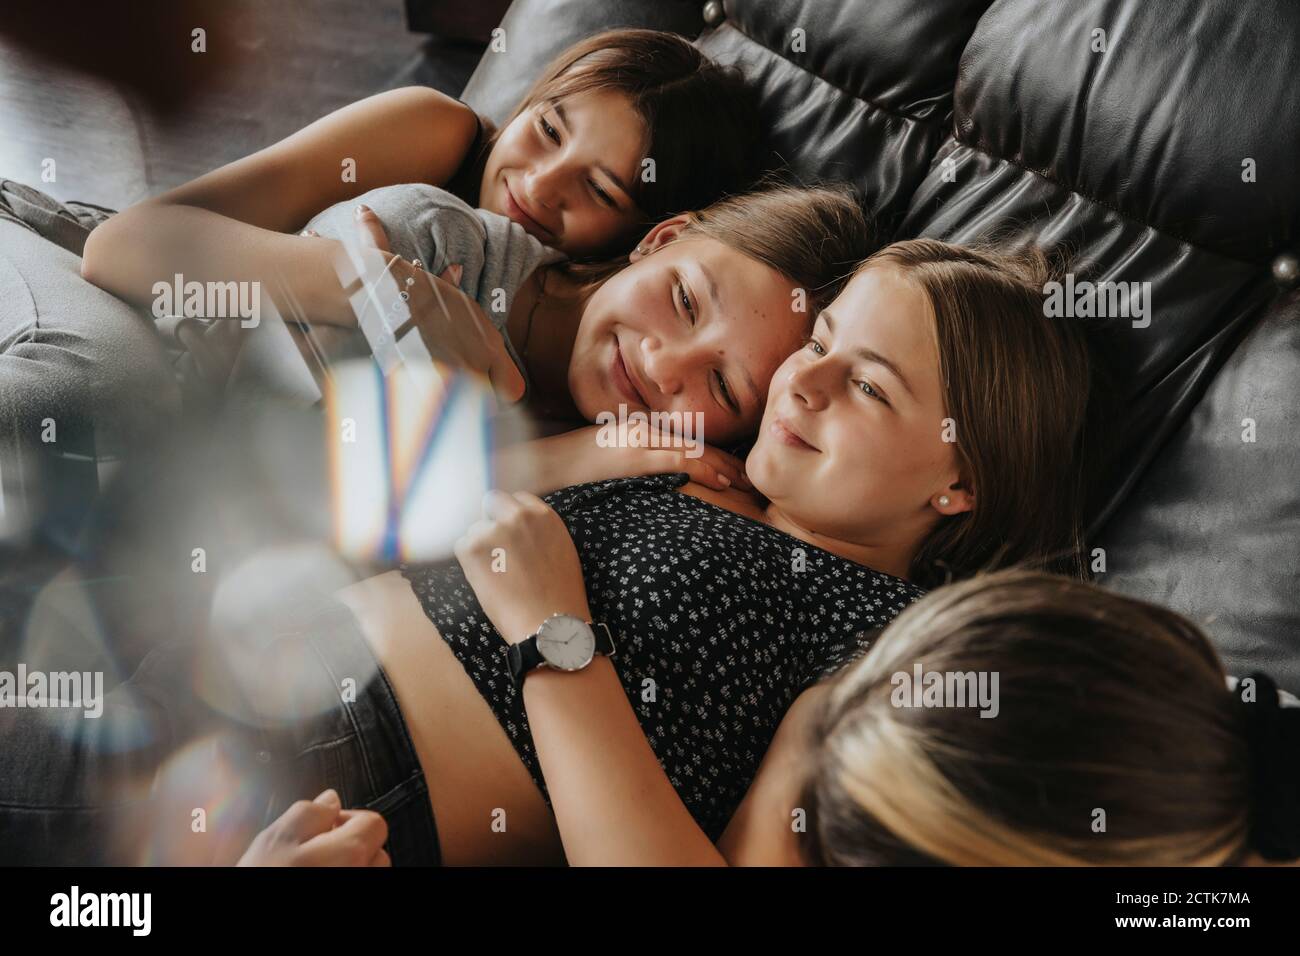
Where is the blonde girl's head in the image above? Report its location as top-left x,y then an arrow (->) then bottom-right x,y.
799,569 -> 1297,866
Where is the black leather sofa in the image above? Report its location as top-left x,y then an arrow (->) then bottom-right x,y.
460,0 -> 1300,690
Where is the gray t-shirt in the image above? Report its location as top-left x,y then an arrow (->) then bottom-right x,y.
301,183 -> 564,400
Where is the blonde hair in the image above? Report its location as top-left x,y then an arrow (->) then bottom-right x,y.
800,569 -> 1256,866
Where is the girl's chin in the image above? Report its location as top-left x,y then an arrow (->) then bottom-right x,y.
742,446 -> 771,481
569,358 -> 616,416
747,442 -> 808,480
748,439 -> 774,466
568,385 -> 606,423
478,176 -> 503,218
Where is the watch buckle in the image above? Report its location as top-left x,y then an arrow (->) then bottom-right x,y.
593,621 -> 617,659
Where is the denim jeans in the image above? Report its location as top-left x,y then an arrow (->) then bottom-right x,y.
0,599 -> 441,865
0,180 -> 180,461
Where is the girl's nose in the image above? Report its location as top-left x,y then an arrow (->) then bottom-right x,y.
525,159 -> 565,211
641,334 -> 717,400
785,356 -> 831,410
639,337 -> 679,398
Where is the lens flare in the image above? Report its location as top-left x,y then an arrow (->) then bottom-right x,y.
325,358 -> 494,563
199,541 -> 365,724
136,733 -> 273,865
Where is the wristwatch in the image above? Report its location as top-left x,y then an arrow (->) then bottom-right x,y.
507,613 -> 616,686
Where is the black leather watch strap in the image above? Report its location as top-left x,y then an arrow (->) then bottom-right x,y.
507,620 -> 616,686
507,637 -> 545,687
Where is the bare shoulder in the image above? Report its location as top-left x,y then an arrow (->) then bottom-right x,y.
311,86 -> 480,168
717,684 -> 831,866
342,85 -> 475,121
373,86 -> 478,130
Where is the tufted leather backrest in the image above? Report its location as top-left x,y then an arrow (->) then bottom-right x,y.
462,0 -> 1300,690
955,1 -> 1297,263
693,0 -> 991,229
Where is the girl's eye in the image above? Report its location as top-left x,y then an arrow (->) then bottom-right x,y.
857,379 -> 888,404
538,116 -> 560,144
676,280 -> 696,325
715,371 -> 737,413
805,334 -> 887,405
591,181 -> 616,208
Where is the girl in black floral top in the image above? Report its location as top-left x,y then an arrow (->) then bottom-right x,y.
405,471 -> 926,842
432,239 -> 1095,864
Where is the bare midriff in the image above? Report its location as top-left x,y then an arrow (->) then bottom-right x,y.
336,570 -> 566,865
332,482 -> 765,866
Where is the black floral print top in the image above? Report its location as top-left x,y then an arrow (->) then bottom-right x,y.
401,473 -> 926,841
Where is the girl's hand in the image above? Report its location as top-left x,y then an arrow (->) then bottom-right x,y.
348,206 -> 527,405
453,490 -> 591,645
237,789 -> 390,867
170,315 -> 244,389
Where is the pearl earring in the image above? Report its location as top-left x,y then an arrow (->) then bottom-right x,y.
938,495 -> 951,507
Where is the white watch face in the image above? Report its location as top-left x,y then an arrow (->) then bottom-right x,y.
536,614 -> 596,671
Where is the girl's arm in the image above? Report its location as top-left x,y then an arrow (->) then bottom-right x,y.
81,87 -> 479,325
523,660 -> 822,866
453,489 -> 817,866
526,656 -> 727,866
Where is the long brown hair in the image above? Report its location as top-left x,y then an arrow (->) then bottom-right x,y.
800,569 -> 1258,866
859,240 -> 1094,587
456,28 -> 760,249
